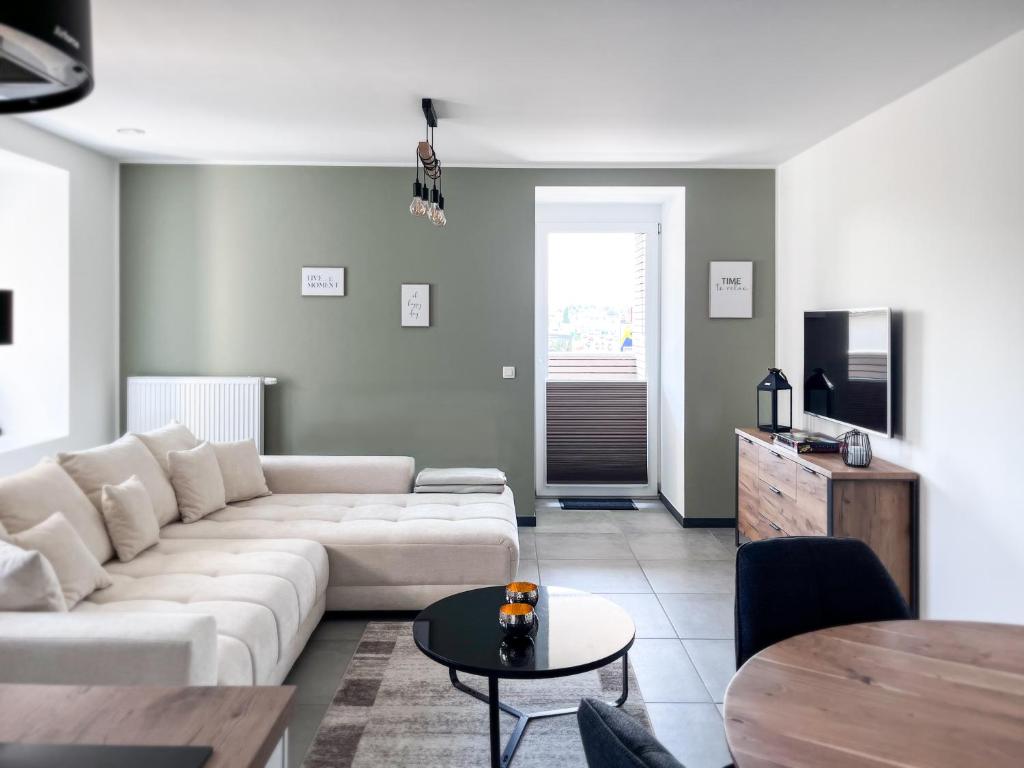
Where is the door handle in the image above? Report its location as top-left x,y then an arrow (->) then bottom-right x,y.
740,436 -> 753,445
770,450 -> 783,460
801,466 -> 817,476
767,484 -> 782,496
768,520 -> 783,532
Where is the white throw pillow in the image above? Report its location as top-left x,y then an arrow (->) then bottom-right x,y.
11,512 -> 112,608
0,458 -> 113,563
59,434 -> 180,528
100,475 -> 160,562
134,421 -> 200,477
168,442 -> 227,523
212,440 -> 271,503
0,539 -> 67,611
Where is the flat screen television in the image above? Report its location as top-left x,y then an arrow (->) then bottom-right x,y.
803,308 -> 892,436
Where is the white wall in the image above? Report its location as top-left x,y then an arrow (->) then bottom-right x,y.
659,192 -> 686,511
0,151 -> 70,453
777,31 -> 1024,622
0,118 -> 118,475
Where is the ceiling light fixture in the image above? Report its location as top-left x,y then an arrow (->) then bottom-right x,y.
408,98 -> 446,227
116,127 -> 145,135
0,1 -> 94,114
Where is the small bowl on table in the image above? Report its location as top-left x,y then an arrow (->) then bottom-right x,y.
498,603 -> 536,637
504,581 -> 539,606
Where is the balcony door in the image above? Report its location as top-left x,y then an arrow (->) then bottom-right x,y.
535,218 -> 660,497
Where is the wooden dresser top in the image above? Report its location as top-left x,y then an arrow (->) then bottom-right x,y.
736,427 -> 918,481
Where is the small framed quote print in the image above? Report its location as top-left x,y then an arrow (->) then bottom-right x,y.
709,261 -> 753,318
401,284 -> 430,327
301,267 -> 345,296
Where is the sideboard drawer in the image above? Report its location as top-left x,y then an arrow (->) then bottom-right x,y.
758,446 -> 797,499
795,466 -> 829,535
757,480 -> 798,533
738,434 -> 758,465
739,505 -> 782,541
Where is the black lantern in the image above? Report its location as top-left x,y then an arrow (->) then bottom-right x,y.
756,368 -> 792,433
838,429 -> 872,467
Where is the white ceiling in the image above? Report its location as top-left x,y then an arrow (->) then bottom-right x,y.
21,0 -> 1024,166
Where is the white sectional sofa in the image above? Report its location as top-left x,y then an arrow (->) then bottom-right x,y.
0,434 -> 519,687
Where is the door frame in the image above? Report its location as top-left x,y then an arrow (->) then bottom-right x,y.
534,209 -> 661,498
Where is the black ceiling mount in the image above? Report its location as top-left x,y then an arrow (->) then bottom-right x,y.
0,0 -> 94,113
421,98 -> 438,128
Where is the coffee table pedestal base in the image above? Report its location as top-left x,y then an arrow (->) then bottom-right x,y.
449,653 -> 629,768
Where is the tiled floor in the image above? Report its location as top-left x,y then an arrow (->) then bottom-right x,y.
285,500 -> 737,768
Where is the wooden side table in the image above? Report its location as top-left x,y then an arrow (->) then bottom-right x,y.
0,684 -> 295,768
724,620 -> 1024,767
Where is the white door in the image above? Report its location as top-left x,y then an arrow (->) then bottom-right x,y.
535,219 -> 660,497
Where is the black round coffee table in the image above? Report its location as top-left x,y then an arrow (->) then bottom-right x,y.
413,585 -> 636,768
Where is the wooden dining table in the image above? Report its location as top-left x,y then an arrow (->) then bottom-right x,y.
723,620 -> 1024,767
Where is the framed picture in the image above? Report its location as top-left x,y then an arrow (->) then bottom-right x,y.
401,284 -> 430,327
709,261 -> 753,318
301,267 -> 345,296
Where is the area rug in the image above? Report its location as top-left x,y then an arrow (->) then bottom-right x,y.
303,622 -> 650,768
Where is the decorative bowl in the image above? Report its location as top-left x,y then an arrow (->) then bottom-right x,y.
504,581 -> 539,606
498,602 -> 536,637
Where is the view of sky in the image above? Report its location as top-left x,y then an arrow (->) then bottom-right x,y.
547,233 -> 636,307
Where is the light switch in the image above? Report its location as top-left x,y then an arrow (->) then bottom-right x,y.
502,366 -> 516,379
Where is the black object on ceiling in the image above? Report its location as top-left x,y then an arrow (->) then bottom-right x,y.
0,0 -> 94,113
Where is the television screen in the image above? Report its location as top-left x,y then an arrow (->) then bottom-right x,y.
803,309 -> 891,435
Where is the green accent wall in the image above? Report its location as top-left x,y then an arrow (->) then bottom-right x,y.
120,166 -> 774,518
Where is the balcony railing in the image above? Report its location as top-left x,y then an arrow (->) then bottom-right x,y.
548,353 -> 640,381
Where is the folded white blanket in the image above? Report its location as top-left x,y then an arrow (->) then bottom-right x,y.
414,484 -> 505,494
415,467 -> 507,487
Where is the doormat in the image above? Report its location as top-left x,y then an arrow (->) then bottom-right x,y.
559,498 -> 637,511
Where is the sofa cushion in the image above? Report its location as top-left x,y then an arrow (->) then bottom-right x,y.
213,440 -> 270,503
0,539 -> 67,611
58,435 -> 180,528
79,538 -> 327,685
160,489 -> 520,600
12,513 -> 112,609
134,422 -> 199,476
168,443 -> 227,523
260,455 -> 415,494
0,459 -> 113,563
100,475 -> 160,562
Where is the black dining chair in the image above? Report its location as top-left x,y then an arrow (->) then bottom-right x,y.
577,700 -> 735,768
577,698 -> 687,768
735,536 -> 911,668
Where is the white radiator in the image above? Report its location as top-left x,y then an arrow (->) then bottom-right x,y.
126,376 -> 276,452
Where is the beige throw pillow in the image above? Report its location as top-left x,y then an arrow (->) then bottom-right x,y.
0,458 -> 113,563
58,435 -> 180,528
168,442 -> 227,523
134,422 -> 200,477
213,440 -> 271,503
100,475 -> 160,562
0,539 -> 67,611
12,513 -> 112,608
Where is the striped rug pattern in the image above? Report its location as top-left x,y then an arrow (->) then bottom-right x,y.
304,621 -> 650,767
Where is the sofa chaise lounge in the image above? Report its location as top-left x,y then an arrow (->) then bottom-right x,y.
0,430 -> 519,687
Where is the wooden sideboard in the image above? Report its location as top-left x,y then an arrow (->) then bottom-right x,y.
734,427 -> 919,613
